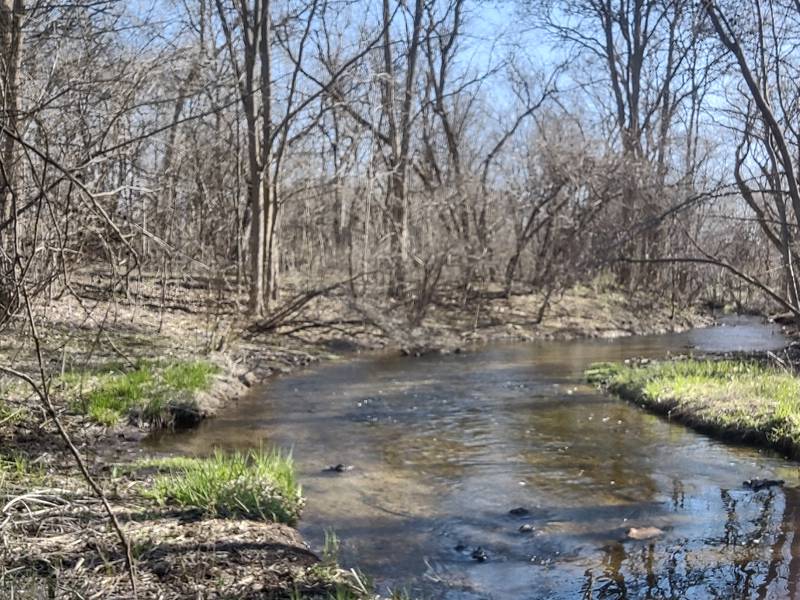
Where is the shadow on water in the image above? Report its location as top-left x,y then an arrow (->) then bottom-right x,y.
150,316 -> 800,599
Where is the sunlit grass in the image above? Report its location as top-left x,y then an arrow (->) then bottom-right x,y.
60,360 -> 219,427
587,359 -> 800,453
162,361 -> 218,391
145,448 -> 304,525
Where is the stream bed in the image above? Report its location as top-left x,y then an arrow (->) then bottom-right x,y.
151,316 -> 800,599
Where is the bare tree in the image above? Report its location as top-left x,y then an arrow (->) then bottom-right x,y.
703,0 -> 800,315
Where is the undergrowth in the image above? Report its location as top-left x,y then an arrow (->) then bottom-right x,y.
0,453 -> 45,488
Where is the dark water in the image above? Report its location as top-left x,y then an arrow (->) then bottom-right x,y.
151,316 -> 800,599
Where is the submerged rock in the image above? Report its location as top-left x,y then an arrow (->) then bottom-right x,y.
323,464 -> 353,473
471,547 -> 488,562
509,507 -> 530,517
743,478 -> 785,491
626,526 -> 664,541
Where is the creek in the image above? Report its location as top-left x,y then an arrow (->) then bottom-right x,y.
151,316 -> 799,598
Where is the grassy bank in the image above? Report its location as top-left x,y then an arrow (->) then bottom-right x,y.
59,359 -> 219,428
144,448 -> 304,524
587,359 -> 800,457
0,447 -> 374,599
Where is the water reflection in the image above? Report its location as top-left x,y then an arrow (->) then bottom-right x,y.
582,485 -> 794,599
150,317 -> 799,598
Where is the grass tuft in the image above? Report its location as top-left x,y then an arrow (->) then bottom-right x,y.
61,360 -> 219,427
145,448 -> 304,524
587,358 -> 800,455
0,454 -> 45,488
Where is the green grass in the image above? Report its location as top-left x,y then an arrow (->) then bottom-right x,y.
0,380 -> 29,427
145,448 -> 304,524
162,362 -> 218,390
587,359 -> 800,455
322,529 -> 341,565
0,454 -> 46,488
60,360 -> 219,427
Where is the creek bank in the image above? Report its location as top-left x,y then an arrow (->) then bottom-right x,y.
586,355 -> 800,460
191,283 -> 713,423
0,279 -> 712,599
0,453 -> 369,599
14,281 -> 710,444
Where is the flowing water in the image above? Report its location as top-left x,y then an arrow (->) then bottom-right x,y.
150,316 -> 800,599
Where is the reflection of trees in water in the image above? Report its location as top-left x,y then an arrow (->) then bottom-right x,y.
670,479 -> 685,510
720,488 -> 741,546
596,542 -> 628,598
580,487 -> 799,598
774,486 -> 800,599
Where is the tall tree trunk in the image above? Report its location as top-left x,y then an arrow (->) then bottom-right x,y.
0,0 -> 22,227
381,0 -> 424,298
0,0 -> 23,320
259,0 -> 276,308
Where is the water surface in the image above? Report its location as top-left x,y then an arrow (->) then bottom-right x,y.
152,317 -> 799,599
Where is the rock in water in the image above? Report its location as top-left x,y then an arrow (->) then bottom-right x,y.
519,524 -> 534,533
323,464 -> 352,473
471,547 -> 488,562
509,507 -> 530,517
743,479 -> 785,491
239,372 -> 258,387
626,527 -> 664,541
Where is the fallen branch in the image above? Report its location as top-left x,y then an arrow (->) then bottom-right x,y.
248,273 -> 370,335
274,319 -> 367,336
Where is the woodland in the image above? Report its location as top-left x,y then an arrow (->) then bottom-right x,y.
2,0 -> 800,598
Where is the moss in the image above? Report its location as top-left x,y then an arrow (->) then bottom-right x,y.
587,359 -> 800,456
60,360 -> 219,428
144,448 -> 304,525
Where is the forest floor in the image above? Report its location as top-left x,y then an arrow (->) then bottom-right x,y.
0,273 -> 712,598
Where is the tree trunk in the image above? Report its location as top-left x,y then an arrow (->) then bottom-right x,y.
0,0 -> 23,321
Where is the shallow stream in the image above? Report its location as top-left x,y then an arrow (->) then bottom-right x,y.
151,316 -> 800,598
